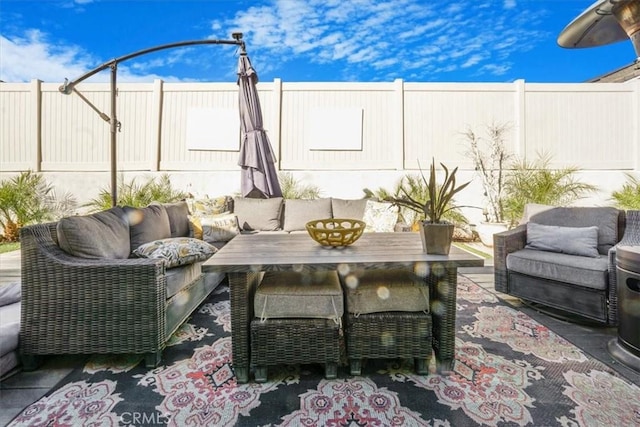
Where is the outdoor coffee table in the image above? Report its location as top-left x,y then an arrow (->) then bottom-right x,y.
202,232 -> 484,383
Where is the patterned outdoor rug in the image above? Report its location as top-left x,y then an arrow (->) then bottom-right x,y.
8,276 -> 640,427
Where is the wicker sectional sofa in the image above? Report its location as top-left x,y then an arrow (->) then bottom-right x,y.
19,196 -> 401,371
19,201 -> 225,369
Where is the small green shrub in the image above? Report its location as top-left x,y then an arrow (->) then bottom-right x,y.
84,174 -> 189,212
278,172 -> 322,199
610,173 -> 640,210
0,171 -> 77,241
503,153 -> 597,225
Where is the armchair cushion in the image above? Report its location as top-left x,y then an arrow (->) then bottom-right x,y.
507,248 -> 608,290
529,207 -> 619,254
525,223 -> 599,258
57,207 -> 130,259
133,237 -> 216,268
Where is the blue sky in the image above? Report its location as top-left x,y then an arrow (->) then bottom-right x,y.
0,0 -> 636,84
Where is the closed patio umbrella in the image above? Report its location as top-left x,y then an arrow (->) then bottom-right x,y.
237,50 -> 283,198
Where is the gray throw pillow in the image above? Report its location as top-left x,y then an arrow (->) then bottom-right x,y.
57,207 -> 130,259
233,197 -> 283,231
283,198 -> 332,232
526,222 -> 600,258
124,204 -> 172,253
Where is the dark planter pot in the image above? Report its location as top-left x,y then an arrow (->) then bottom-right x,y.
419,222 -> 454,255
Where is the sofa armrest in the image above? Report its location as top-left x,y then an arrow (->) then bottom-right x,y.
19,223 -> 169,356
493,224 -> 526,293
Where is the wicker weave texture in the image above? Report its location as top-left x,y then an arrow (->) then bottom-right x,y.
345,312 -> 432,360
250,318 -> 341,365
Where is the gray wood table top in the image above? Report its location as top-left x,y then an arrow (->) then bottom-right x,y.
202,232 -> 484,273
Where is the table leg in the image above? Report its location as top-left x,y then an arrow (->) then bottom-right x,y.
428,266 -> 457,373
228,271 -> 262,383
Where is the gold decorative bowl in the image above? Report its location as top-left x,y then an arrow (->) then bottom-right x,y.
306,218 -> 366,247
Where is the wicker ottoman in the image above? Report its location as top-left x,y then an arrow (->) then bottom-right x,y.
342,268 -> 433,375
251,270 -> 343,382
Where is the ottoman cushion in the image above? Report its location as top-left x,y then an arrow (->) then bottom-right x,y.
343,269 -> 429,315
254,271 -> 343,322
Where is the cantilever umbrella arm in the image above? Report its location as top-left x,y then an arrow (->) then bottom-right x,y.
59,35 -> 246,207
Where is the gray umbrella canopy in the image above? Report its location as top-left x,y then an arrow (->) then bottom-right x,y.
237,52 -> 283,199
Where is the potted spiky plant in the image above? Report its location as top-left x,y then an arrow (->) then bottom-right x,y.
388,158 -> 471,254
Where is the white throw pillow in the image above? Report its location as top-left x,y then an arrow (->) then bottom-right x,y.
362,200 -> 399,232
189,212 -> 240,243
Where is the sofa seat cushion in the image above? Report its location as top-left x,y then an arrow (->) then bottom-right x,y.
57,207 -> 130,259
283,198 -> 332,232
0,298 -> 20,357
133,237 -> 217,269
166,262 -> 203,299
506,248 -> 609,290
254,271 -> 343,322
343,269 -> 430,315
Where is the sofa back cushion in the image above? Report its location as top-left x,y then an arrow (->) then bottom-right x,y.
124,205 -> 172,253
57,207 -> 130,259
283,198 -> 332,232
529,207 -> 620,254
331,198 -> 368,220
233,197 -> 283,231
155,201 -> 190,237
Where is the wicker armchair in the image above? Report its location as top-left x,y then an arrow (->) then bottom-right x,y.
19,222 -> 221,369
494,207 -> 627,325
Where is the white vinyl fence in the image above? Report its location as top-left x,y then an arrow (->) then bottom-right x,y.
1,78 -> 638,222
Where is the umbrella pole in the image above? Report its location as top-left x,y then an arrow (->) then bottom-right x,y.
110,63 -> 118,207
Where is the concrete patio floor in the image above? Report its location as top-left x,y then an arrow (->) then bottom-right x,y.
1,248 -> 639,426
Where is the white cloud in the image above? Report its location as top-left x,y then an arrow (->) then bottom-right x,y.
1,0 -> 551,83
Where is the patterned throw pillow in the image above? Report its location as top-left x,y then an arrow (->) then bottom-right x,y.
185,196 -> 232,216
362,200 -> 399,232
188,212 -> 240,243
133,237 -> 217,269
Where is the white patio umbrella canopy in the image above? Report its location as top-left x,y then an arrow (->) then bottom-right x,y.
237,53 -> 283,198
